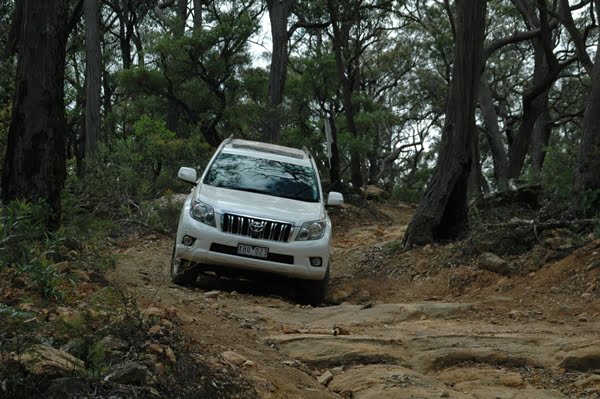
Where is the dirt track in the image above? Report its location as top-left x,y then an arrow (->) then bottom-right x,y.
112,203 -> 600,399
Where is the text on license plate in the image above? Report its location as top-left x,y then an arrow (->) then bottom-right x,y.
237,243 -> 269,259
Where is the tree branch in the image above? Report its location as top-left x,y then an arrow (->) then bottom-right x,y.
154,0 -> 176,26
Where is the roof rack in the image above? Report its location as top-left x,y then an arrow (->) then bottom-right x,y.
230,142 -> 305,160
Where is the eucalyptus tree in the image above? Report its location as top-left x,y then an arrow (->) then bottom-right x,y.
326,0 -> 395,190
84,0 -> 102,157
263,0 -> 330,144
576,0 -> 600,213
2,0 -> 83,228
403,0 -> 487,248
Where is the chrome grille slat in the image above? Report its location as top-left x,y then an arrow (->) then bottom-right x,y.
222,213 -> 291,242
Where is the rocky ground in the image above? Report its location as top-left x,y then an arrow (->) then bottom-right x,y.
110,201 -> 600,399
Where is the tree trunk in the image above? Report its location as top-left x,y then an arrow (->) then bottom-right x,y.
1,0 -> 70,228
530,106 -> 552,173
508,2 -> 557,179
84,0 -> 102,158
576,0 -> 600,214
328,0 -> 362,190
175,0 -> 187,37
193,0 -> 203,31
119,12 -> 132,70
264,0 -> 292,144
403,0 -> 487,249
478,73 -> 508,188
507,37 -> 551,178
326,114 -> 342,190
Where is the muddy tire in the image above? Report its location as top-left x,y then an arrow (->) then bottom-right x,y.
295,267 -> 329,306
170,244 -> 198,285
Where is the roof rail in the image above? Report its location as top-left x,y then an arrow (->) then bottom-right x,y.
302,146 -> 312,159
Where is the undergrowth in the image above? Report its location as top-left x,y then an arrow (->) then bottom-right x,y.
0,195 -> 255,398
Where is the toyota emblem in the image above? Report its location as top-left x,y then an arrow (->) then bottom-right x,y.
250,221 -> 265,233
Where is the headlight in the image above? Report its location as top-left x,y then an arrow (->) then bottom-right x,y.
190,198 -> 216,227
296,220 -> 326,241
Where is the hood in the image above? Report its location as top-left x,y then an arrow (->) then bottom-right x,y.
196,184 -> 325,226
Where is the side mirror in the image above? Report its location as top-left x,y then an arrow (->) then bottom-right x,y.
327,191 -> 344,206
178,167 -> 197,184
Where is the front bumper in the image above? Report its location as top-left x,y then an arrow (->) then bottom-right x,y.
174,206 -> 330,281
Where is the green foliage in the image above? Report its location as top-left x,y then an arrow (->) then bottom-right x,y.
116,3 -> 261,142
140,193 -> 184,233
392,161 -> 434,203
70,116 -> 212,218
539,141 -> 577,202
0,201 -> 72,301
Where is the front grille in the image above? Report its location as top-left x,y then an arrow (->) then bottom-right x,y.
221,213 -> 292,242
210,243 -> 294,265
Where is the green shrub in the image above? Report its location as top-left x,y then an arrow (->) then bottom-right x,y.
68,116 -> 212,219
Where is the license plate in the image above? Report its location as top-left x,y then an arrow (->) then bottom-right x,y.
237,243 -> 269,259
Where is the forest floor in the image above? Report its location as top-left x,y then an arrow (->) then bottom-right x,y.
111,200 -> 600,399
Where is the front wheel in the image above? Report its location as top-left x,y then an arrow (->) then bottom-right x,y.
170,244 -> 198,285
295,267 -> 329,306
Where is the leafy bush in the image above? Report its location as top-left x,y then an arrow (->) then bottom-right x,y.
68,116 -> 212,218
539,140 -> 577,202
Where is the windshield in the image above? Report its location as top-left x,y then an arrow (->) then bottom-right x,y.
203,152 -> 320,202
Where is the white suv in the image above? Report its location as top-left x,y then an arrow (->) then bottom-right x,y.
171,138 -> 343,304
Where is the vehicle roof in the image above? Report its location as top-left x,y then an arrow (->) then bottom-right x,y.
224,139 -> 311,166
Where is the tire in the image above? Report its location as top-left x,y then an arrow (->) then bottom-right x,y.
295,267 -> 329,306
170,244 -> 198,285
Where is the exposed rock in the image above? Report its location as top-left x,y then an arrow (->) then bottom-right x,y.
204,290 -> 221,299
243,360 -> 257,368
508,310 -> 528,320
104,361 -> 148,385
98,335 -> 129,358
333,325 -> 351,336
575,375 -> 600,390
581,293 -> 593,301
147,343 -> 163,355
148,324 -> 162,336
317,370 -> 334,386
18,345 -> 85,375
221,350 -> 247,366
144,307 -> 166,318
478,253 -> 512,275
361,185 -> 390,200
586,260 -> 600,271
282,324 -> 301,334
339,390 -> 353,399
437,367 -> 524,389
559,345 -> 600,371
328,364 -> 460,399
163,346 -> 177,363
282,360 -> 298,367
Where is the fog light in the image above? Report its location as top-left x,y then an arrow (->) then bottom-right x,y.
182,235 -> 196,246
309,257 -> 322,267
